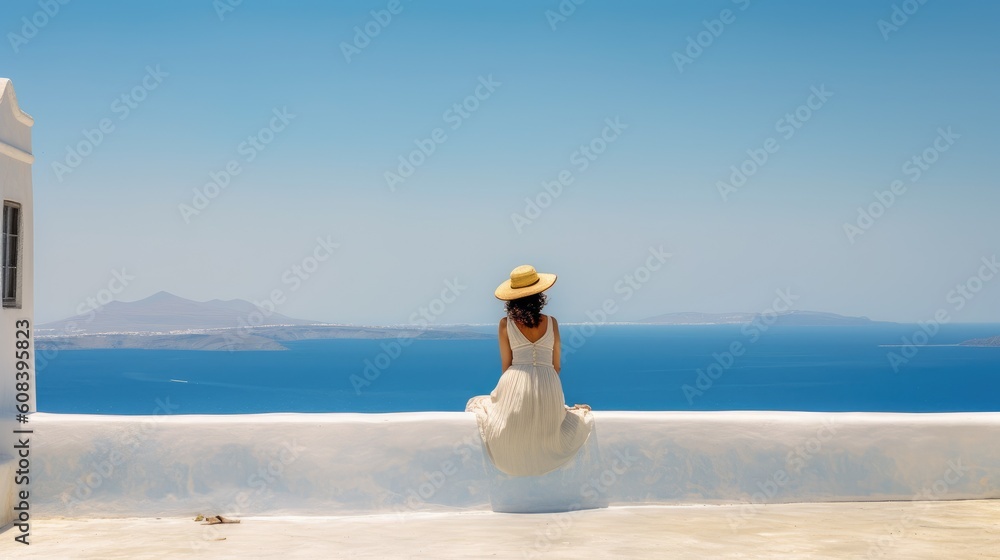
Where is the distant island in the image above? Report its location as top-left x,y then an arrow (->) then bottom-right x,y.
39,291 -> 318,334
637,310 -> 885,326
959,336 -> 1000,347
36,292 -> 490,351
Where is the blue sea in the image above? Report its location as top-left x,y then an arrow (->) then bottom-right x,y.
36,324 -> 1000,415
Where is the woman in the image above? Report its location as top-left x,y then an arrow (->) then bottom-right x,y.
466,265 -> 594,476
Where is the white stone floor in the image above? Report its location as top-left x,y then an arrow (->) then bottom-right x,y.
2,500 -> 999,559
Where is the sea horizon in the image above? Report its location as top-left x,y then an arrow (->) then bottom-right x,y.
35,324 -> 1000,416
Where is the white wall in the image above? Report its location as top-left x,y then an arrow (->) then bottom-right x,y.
30,411 -> 1000,519
0,78 -> 35,529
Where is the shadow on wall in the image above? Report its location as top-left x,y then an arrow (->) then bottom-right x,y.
482,425 -> 609,514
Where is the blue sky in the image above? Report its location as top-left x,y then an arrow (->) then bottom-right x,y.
3,0 -> 998,324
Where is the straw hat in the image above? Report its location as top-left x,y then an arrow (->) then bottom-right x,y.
494,265 -> 557,301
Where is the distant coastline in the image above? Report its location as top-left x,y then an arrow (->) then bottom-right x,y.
36,324 -> 492,352
634,310 -> 888,326
40,290 -> 996,352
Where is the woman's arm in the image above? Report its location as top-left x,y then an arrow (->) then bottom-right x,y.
499,318 -> 513,373
552,316 -> 561,374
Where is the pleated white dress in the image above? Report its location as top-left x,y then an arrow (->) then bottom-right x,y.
465,315 -> 594,476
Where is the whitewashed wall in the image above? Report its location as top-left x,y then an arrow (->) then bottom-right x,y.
30,411 -> 1000,519
0,78 -> 36,529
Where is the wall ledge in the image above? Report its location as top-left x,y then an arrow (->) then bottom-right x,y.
0,140 -> 33,164
26,411 -> 1000,518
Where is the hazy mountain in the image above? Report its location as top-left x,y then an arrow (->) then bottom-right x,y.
37,291 -> 319,335
638,310 -> 884,326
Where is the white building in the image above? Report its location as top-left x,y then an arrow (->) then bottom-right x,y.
0,78 -> 35,528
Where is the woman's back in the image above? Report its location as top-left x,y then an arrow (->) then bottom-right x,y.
508,314 -> 551,344
506,315 -> 555,370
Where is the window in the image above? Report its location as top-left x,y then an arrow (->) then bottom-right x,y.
2,201 -> 21,308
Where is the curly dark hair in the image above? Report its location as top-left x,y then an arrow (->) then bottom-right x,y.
505,293 -> 548,328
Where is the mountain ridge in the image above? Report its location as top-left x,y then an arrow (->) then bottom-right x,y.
38,291 -> 321,335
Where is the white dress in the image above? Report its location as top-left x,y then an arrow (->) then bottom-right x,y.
465,315 -> 594,476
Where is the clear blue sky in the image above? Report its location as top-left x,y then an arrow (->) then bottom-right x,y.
3,0 -> 998,324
